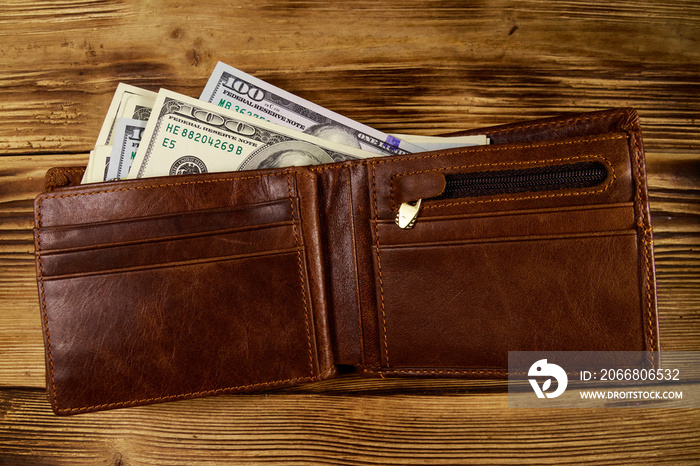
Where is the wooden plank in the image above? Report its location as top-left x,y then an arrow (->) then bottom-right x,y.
1,388 -> 699,464
0,1 -> 698,155
0,1 -> 699,463
0,154 -> 89,388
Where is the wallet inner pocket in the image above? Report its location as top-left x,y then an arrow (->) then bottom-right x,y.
375,230 -> 643,370
372,185 -> 644,371
377,202 -> 634,246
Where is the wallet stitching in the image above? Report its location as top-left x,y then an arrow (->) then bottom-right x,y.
39,169 -> 316,202
370,161 -> 390,369
287,172 -> 316,377
359,367 -> 507,376
629,131 -> 656,351
389,155 -> 616,210
37,169 -> 321,413
307,133 -> 627,172
34,215 -> 58,408
475,110 -> 630,136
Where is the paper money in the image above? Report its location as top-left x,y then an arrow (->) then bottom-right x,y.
81,145 -> 112,184
390,133 -> 489,151
105,118 -> 148,180
83,84 -> 156,183
200,61 -> 425,156
95,83 -> 156,147
128,89 -> 377,179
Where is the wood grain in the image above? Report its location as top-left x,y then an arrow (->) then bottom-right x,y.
1,389 -> 699,465
0,1 -> 698,154
0,0 -> 698,463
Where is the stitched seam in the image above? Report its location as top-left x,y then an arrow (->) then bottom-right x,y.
42,169 -> 316,202
361,367 -> 507,375
287,172 -> 316,377
629,131 -> 656,351
55,367 -> 336,414
476,110 -> 629,136
308,133 -> 627,171
371,162 -> 390,367
35,204 -> 58,408
390,155 -> 615,210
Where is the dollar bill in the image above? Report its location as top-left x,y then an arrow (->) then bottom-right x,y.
200,61 -> 425,156
128,89 -> 377,179
390,133 -> 489,150
83,83 -> 156,183
105,118 -> 148,181
81,145 -> 112,184
95,83 -> 156,147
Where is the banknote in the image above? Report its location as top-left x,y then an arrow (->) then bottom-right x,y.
200,61 -> 425,156
105,118 -> 148,181
80,150 -> 96,184
83,83 -> 156,183
390,133 -> 489,150
95,83 -> 156,147
81,145 -> 112,184
128,89 -> 377,179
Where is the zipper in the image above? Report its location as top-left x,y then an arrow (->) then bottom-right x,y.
395,161 -> 608,229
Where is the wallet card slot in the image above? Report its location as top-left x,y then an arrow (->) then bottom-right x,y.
376,202 -> 635,246
39,247 -> 299,281
38,198 -> 293,251
377,230 -> 636,250
38,223 -> 297,278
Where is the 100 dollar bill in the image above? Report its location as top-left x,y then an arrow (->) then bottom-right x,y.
105,118 -> 148,181
200,61 -> 425,156
128,89 -> 377,179
95,83 -> 156,147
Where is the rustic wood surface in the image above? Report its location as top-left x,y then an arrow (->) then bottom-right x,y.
1,0 -> 698,464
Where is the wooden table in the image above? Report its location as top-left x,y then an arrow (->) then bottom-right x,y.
1,1 -> 698,463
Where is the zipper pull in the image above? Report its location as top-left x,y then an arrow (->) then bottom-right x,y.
396,199 -> 422,229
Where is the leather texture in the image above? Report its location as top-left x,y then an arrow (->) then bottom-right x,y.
34,108 -> 659,414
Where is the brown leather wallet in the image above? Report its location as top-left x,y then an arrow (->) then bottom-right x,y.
33,108 -> 659,414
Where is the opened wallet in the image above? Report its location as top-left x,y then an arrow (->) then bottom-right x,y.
33,108 -> 659,414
